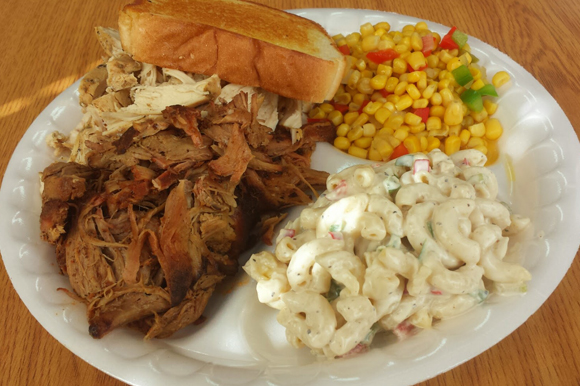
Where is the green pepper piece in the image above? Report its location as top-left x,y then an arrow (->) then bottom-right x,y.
451,30 -> 468,48
477,83 -> 498,97
452,65 -> 473,86
461,89 -> 484,112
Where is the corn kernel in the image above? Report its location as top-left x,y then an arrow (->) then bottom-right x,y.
334,136 -> 351,150
462,115 -> 474,128
360,22 -> 375,38
378,39 -> 396,51
344,111 -> 360,125
346,32 -> 361,47
361,35 -> 380,51
347,126 -> 364,141
393,58 -> 407,74
443,102 -> 463,126
411,32 -> 423,51
362,101 -> 382,116
470,108 -> 488,123
355,58 -> 367,71
406,84 -> 422,100
448,124 -> 461,137
415,130 -> 428,138
473,145 -> 488,155
386,77 -> 400,92
446,57 -> 462,72
384,102 -> 396,112
483,100 -> 498,115
426,54 -> 439,69
412,98 -> 429,109
407,71 -> 421,83
386,94 -> 400,104
417,74 -> 427,90
361,70 -> 374,78
386,113 -> 405,129
334,93 -> 352,105
371,92 -> 385,102
420,136 -> 428,151
362,123 -> 377,137
428,128 -> 449,137
376,64 -> 393,77
353,93 -> 367,106
395,95 -> 414,111
431,92 -> 444,106
402,24 -> 415,33
336,123 -> 350,137
467,137 -> 485,148
404,135 -> 421,153
357,78 -> 374,94
422,84 -> 437,99
319,103 -> 335,113
327,111 -> 343,126
471,79 -> 485,91
399,73 -> 409,83
348,145 -> 369,159
375,22 -> 391,31
347,70 -> 361,89
426,116 -> 442,131
432,32 -> 441,45
309,107 -> 326,119
386,135 -> 401,148
427,137 -> 440,151
485,118 -> 504,140
352,113 -> 369,127
444,135 -> 461,155
354,137 -> 372,149
430,105 -> 445,117
373,137 -> 394,159
440,88 -> 455,107
394,128 -> 409,141
374,28 -> 387,37
409,123 -> 426,133
407,51 -> 427,71
394,81 -> 409,96
469,122 -> 486,137
349,103 -> 360,112
439,50 -> 454,64
405,112 -> 422,126
370,75 -> 388,90
374,107 -> 392,124
377,127 -> 395,137
459,129 -> 471,146
333,33 -> 345,42
368,147 -> 383,161
492,71 -> 511,88
470,67 -> 482,81
394,43 -> 410,54
415,21 -> 428,31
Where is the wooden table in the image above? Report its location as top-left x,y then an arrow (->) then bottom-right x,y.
1,0 -> 579,385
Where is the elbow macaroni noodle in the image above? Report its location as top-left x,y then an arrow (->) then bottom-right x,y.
243,149 -> 532,358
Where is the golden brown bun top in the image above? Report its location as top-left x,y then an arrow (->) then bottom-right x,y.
122,0 -> 342,61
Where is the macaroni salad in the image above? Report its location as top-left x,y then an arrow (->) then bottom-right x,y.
243,149 -> 531,358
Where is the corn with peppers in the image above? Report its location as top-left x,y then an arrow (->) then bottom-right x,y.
316,22 -> 511,165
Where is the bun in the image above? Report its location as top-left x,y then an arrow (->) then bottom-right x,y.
118,0 -> 346,103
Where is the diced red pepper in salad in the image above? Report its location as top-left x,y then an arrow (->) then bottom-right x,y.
421,34 -> 435,56
338,44 -> 350,55
366,49 -> 400,64
390,143 -> 409,160
332,103 -> 349,113
439,26 -> 459,50
413,107 -> 430,123
379,89 -> 391,98
307,118 -> 327,123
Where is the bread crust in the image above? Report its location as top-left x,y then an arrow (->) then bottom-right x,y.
118,0 -> 345,102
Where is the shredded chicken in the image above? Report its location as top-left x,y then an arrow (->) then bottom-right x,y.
40,26 -> 335,340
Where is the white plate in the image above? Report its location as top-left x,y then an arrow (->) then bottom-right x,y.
2,8 -> 580,386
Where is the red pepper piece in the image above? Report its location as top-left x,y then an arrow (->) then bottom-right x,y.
332,103 -> 349,113
338,45 -> 350,55
366,49 -> 400,64
307,118 -> 328,123
439,26 -> 459,50
390,143 -> 409,160
357,99 -> 370,113
413,107 -> 430,123
379,89 -> 391,98
421,34 -> 435,56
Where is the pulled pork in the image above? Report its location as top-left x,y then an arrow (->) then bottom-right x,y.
40,91 -> 334,339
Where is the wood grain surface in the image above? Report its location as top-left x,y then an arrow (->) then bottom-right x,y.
1,0 -> 579,385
